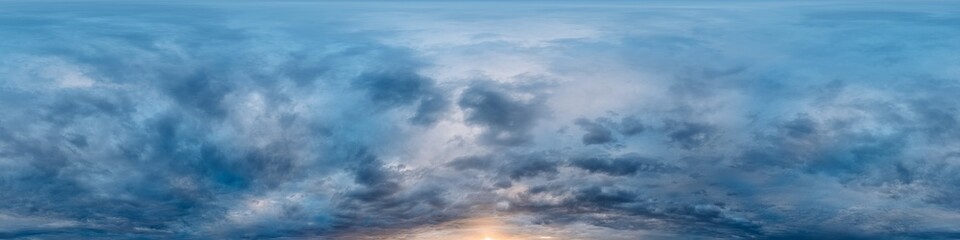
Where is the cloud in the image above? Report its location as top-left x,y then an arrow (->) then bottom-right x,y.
573,115 -> 647,145
618,115 -> 646,136
348,149 -> 401,202
2,1 -> 960,239
662,120 -> 717,150
458,81 -> 548,147
574,118 -> 614,145
570,153 -> 676,176
446,154 -> 494,171
500,152 -> 561,180
351,57 -> 449,125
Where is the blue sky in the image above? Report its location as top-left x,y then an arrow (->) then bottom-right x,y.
2,1 -> 960,239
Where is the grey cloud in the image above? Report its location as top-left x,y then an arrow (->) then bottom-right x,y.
447,152 -> 560,180
164,72 -> 233,118
618,115 -> 646,136
663,120 -> 717,150
573,115 -> 647,145
910,99 -> 960,142
354,70 -> 430,107
779,114 -> 818,139
446,155 -> 494,171
505,181 -> 761,238
570,154 -> 677,176
571,185 -> 640,206
353,68 -> 450,125
4,1 -> 960,239
574,118 -> 615,145
349,149 -> 401,202
458,82 -> 548,146
410,92 -> 450,125
501,153 -> 560,180
0,3 -> 457,237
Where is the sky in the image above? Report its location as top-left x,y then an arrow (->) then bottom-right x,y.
2,1 -> 960,239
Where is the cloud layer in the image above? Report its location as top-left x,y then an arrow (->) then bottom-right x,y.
2,1 -> 960,239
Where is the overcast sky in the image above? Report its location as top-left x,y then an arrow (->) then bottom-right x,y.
2,1 -> 960,239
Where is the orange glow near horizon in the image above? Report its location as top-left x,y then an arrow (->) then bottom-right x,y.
370,215 -> 549,240
342,213 -> 615,240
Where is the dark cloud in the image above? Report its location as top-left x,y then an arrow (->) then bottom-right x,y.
458,82 -> 547,146
618,115 -> 646,136
574,118 -> 615,145
164,71 -> 233,118
447,152 -> 560,180
663,120 -> 717,150
779,114 -> 818,139
410,92 -> 450,125
0,2 -> 452,238
500,152 -> 560,180
910,99 -> 960,142
446,155 -> 494,171
505,181 -> 762,238
572,185 -> 640,205
349,149 -> 401,202
570,154 -> 677,176
573,115 -> 646,145
353,69 -> 449,125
